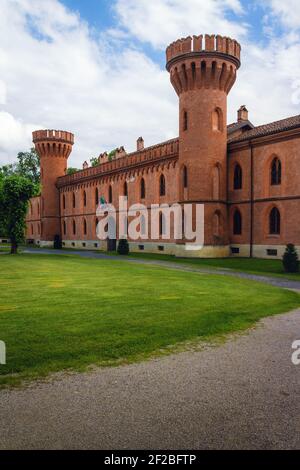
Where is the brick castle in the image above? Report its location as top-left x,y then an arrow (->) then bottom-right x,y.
26,34 -> 300,259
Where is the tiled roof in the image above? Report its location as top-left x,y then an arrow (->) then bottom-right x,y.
228,114 -> 300,143
227,120 -> 254,135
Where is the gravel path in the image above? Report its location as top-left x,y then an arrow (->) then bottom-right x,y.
0,309 -> 300,450
22,247 -> 300,291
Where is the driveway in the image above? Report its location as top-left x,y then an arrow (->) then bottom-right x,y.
0,309 -> 300,449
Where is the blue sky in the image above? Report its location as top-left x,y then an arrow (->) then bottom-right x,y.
1,0 -> 300,167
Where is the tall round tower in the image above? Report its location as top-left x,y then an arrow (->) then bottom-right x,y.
166,34 -> 241,256
33,129 -> 74,246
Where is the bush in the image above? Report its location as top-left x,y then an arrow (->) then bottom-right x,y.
117,238 -> 129,255
54,234 -> 62,250
282,244 -> 299,273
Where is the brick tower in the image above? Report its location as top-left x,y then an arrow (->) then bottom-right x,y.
33,130 -> 74,246
166,34 -> 241,256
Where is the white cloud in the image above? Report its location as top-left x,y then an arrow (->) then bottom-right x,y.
113,0 -> 247,48
0,0 -> 300,169
265,0 -> 300,30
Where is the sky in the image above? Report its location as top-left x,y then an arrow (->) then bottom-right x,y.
0,0 -> 300,168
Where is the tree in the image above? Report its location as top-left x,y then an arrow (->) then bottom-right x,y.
283,244 -> 299,273
90,157 -> 99,167
0,148 -> 40,195
0,175 -> 35,254
117,238 -> 129,255
67,167 -> 79,175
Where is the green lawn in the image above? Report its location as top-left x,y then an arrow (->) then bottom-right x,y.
0,254 -> 299,388
115,252 -> 300,280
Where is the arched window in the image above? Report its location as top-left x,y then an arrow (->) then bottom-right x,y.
159,174 -> 166,197
270,207 -> 280,235
62,195 -> 66,210
73,220 -> 76,235
124,181 -> 128,197
183,166 -> 188,189
63,221 -> 66,236
141,178 -> 146,199
213,211 -> 220,237
212,164 -> 220,200
183,111 -> 188,131
233,209 -> 242,235
95,188 -> 99,206
108,186 -> 112,203
271,158 -> 281,186
212,108 -> 223,132
72,193 -> 76,209
83,191 -> 87,207
83,219 -> 87,236
234,164 -> 242,190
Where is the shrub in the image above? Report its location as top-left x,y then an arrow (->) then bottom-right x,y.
54,234 -> 62,250
282,244 -> 299,273
117,238 -> 129,255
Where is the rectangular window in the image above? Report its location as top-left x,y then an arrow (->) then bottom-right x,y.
231,247 -> 240,254
267,249 -> 278,256
94,243 -> 98,248
82,243 -> 86,247
139,245 -> 145,251
158,246 -> 164,252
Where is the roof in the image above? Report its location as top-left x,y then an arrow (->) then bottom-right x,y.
228,114 -> 300,144
227,120 -> 254,135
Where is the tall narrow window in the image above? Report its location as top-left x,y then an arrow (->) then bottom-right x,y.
63,221 -> 66,236
95,188 -> 99,206
124,181 -> 128,197
83,191 -> 87,207
270,207 -> 280,235
271,158 -> 281,186
212,108 -> 223,132
234,164 -> 242,190
31,224 -> 33,235
72,193 -> 76,209
108,186 -> 112,203
159,213 -> 166,237
183,166 -> 188,189
233,209 -> 242,235
73,220 -> 76,235
141,178 -> 146,199
63,195 -> 66,210
183,111 -> 188,131
83,219 -> 87,236
159,174 -> 166,197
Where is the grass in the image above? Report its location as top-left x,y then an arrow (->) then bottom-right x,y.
0,253 -> 299,388
109,252 -> 300,281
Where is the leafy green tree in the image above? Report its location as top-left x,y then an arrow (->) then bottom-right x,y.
282,244 -> 299,273
67,167 -> 79,175
90,157 -> 99,167
0,175 -> 35,254
16,148 -> 40,186
0,148 -> 40,195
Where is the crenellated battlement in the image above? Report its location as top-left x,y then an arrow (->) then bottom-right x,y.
33,129 -> 74,145
33,129 -> 74,160
166,34 -> 241,69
